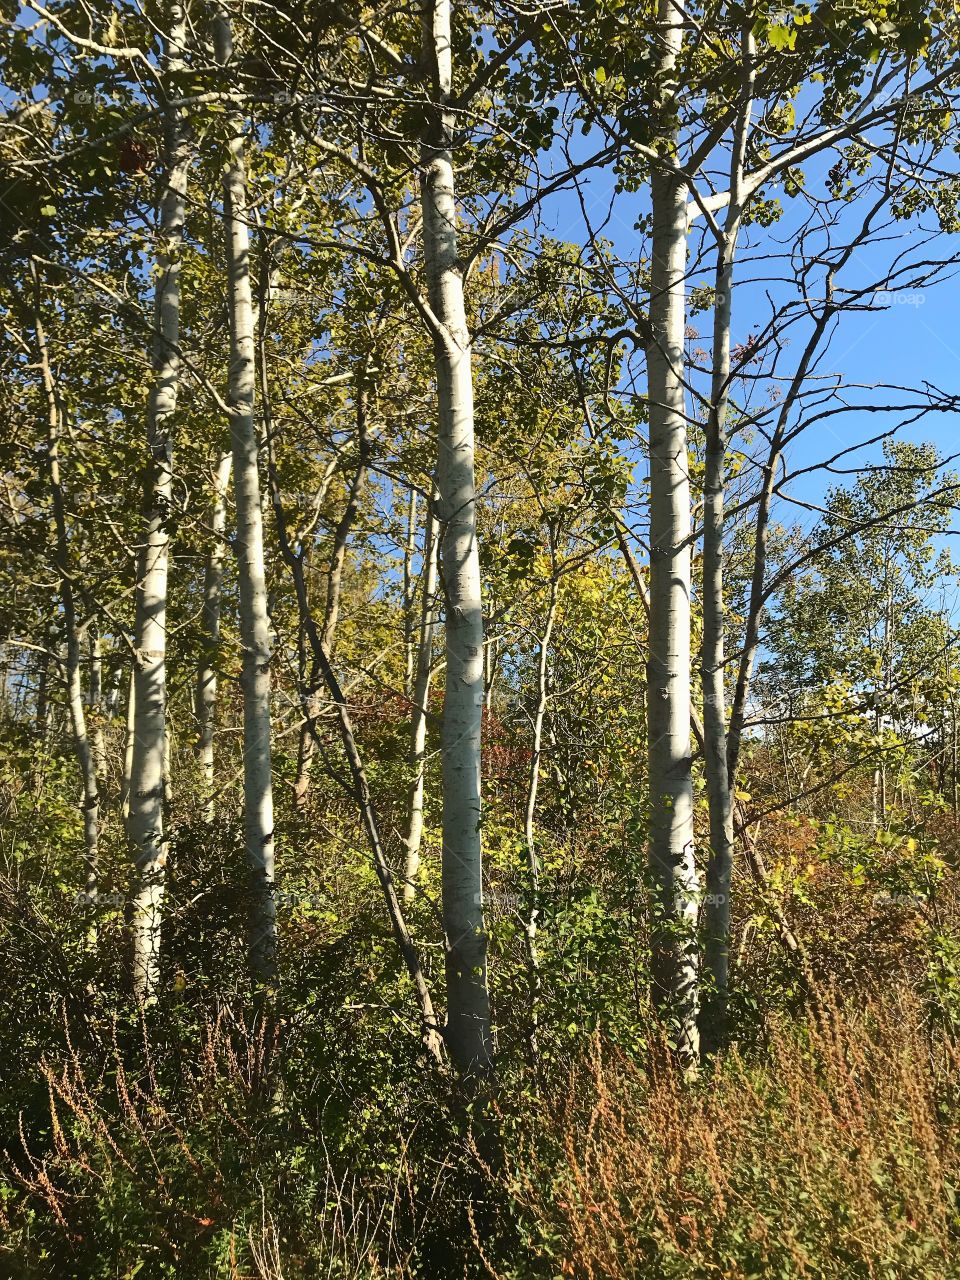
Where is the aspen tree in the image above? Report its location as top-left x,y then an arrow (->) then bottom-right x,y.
195,450 -> 232,822
214,7 -> 277,985
402,496 -> 439,903
421,0 -> 492,1071
127,2 -> 190,1000
645,0 -> 700,1064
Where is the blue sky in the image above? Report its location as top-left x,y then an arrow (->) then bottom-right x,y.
530,127 -> 960,561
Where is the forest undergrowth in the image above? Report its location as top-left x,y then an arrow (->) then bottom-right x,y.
2,798 -> 958,1280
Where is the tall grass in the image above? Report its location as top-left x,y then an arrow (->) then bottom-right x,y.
3,991 -> 959,1277
509,992 -> 960,1279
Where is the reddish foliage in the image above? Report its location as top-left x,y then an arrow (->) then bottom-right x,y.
118,139 -> 153,174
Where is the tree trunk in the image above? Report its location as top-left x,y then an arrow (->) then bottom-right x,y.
196,450 -> 232,821
121,660 -> 135,824
105,653 -> 123,719
32,262 -> 99,921
403,487 -> 418,700
215,9 -> 276,985
87,626 -> 107,785
402,497 -> 440,902
700,27 -> 754,1056
127,6 -> 190,1002
521,575 -> 558,1065
421,0 -> 493,1072
645,0 -> 699,1062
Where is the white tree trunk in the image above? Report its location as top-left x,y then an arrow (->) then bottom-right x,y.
521,577 -> 558,1062
646,0 -> 699,1062
121,660 -> 135,824
403,488 -> 418,700
421,0 -> 493,1072
403,498 -> 439,903
700,28 -> 754,1055
88,627 -> 107,784
128,5 -> 189,1002
196,450 -> 232,822
215,9 -> 276,985
33,264 -> 99,919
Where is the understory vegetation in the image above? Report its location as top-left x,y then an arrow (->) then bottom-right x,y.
2,718 -> 959,1277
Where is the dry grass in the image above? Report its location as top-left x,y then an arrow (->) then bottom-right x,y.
512,992 -> 960,1279
6,991 -> 960,1278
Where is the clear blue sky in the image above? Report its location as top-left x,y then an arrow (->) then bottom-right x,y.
530,134 -> 960,550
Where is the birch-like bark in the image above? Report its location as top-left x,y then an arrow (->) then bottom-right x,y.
88,626 -> 107,784
196,239 -> 278,827
215,8 -> 276,985
128,7 -> 189,1001
402,498 -> 440,902
521,575 -> 558,1064
121,661 -> 135,823
421,0 -> 493,1072
196,450 -> 232,822
700,28 -> 754,1055
646,0 -> 699,1065
403,488 -> 418,700
32,263 -> 99,917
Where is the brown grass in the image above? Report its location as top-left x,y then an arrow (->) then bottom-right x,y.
511,992 -> 960,1279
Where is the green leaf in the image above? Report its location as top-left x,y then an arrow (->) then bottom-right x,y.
768,25 -> 797,50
